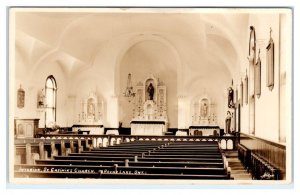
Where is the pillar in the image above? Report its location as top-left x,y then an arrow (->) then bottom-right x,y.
50,141 -> 56,159
61,140 -> 66,156
25,143 -> 32,164
78,139 -> 82,153
39,142 -> 45,160
70,140 -> 75,153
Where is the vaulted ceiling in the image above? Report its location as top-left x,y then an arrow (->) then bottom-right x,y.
14,9 -> 250,91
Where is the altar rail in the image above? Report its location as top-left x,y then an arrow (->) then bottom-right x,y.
23,134 -> 238,151
238,133 -> 286,180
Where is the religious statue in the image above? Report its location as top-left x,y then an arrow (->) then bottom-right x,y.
228,87 -> 234,108
200,102 -> 208,118
147,83 -> 154,100
225,111 -> 231,134
87,102 -> 95,117
37,89 -> 45,108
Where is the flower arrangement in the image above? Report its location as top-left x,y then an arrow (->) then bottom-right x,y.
48,122 -> 60,131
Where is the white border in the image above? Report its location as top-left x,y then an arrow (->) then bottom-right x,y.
1,0 -> 299,194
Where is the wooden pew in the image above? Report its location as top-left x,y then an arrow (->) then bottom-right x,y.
53,155 -> 224,163
15,140 -> 230,179
35,159 -> 224,168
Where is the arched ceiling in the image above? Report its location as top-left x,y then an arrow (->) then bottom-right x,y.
14,9 -> 249,84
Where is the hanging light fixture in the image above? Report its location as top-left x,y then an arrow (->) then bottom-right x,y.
124,73 -> 135,102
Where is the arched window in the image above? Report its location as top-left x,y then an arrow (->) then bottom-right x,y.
45,75 -> 57,127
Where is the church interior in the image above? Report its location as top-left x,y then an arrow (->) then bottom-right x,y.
10,8 -> 292,183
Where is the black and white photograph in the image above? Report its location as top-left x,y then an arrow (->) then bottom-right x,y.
6,6 -> 294,188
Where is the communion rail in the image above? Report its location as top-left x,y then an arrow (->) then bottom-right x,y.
30,134 -> 237,151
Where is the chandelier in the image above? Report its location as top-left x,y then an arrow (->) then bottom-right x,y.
124,73 -> 135,102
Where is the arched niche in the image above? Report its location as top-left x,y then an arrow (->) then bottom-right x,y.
114,34 -> 182,97
191,95 -> 217,126
77,91 -> 104,125
116,36 -> 179,128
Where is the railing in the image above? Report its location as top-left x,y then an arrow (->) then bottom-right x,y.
250,153 -> 280,180
239,133 -> 286,180
32,134 -> 238,150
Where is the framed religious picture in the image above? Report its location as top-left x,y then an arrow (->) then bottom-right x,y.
244,70 -> 249,105
255,49 -> 262,98
17,85 -> 25,108
248,26 -> 256,64
266,27 -> 275,91
240,80 -> 243,106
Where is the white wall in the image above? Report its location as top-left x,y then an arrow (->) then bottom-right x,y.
14,55 -> 69,128
239,13 -> 290,143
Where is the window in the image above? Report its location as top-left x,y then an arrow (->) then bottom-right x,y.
45,75 -> 57,127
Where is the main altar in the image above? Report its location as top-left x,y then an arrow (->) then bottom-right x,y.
130,76 -> 168,135
72,92 -> 104,134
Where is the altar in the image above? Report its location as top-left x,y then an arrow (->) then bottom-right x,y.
72,92 -> 105,135
130,76 -> 168,135
190,94 -> 219,136
131,121 -> 165,136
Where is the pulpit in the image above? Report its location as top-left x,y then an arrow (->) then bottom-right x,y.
130,76 -> 168,135
15,119 -> 39,138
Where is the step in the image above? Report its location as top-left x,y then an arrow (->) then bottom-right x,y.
229,165 -> 244,170
233,174 -> 252,180
231,170 -> 249,174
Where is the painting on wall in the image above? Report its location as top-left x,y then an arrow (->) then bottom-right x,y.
244,70 -> 248,105
266,27 -> 275,91
17,85 -> 25,108
255,49 -> 262,98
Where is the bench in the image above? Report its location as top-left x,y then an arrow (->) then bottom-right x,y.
35,159 -> 224,168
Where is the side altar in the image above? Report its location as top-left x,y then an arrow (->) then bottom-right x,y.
130,76 -> 168,135
189,95 -> 220,136
72,92 -> 104,134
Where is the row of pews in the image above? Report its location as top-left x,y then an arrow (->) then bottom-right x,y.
15,141 -> 231,180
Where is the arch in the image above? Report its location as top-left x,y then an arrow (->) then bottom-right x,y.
200,15 -> 244,74
114,33 -> 183,96
29,13 -> 96,76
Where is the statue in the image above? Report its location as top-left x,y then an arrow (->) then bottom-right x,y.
147,83 -> 154,100
228,87 -> 234,108
201,102 -> 208,118
37,89 -> 45,108
87,102 -> 95,117
225,111 -> 231,134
